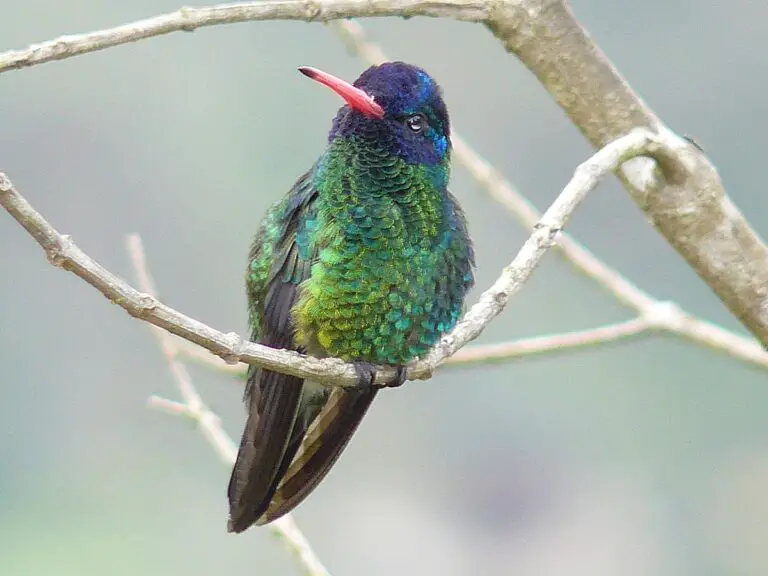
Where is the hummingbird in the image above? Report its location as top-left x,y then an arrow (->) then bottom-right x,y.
227,62 -> 475,532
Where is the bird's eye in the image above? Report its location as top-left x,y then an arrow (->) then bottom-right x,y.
405,114 -> 427,134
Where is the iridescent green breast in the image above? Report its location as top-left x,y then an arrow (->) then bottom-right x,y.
292,138 -> 473,364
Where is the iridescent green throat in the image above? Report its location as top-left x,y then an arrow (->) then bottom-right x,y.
292,136 -> 456,365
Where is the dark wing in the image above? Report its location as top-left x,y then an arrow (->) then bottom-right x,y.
227,171 -> 318,533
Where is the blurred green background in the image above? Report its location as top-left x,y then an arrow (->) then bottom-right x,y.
3,1 -> 768,574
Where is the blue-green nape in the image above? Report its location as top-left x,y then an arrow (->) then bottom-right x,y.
228,61 -> 474,533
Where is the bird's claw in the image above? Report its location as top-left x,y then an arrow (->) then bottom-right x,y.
353,362 -> 377,389
353,362 -> 407,390
388,365 -> 407,388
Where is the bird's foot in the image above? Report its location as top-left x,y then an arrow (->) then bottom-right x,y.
387,365 -> 408,388
353,362 -> 407,390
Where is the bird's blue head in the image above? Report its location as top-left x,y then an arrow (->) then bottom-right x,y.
299,62 -> 450,166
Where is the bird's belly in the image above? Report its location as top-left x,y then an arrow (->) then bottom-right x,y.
292,257 -> 451,365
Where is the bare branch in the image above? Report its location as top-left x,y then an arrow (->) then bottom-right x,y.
0,0 -> 490,74
0,130 -> 660,386
648,303 -> 768,368
176,303 -> 768,373
130,235 -> 330,576
173,319 -> 648,373
483,0 -> 768,345
447,318 -> 650,364
445,304 -> 768,371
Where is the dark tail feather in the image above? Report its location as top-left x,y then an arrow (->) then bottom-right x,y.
227,366 -> 304,533
256,387 -> 378,525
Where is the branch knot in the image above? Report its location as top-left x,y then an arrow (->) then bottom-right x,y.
0,173 -> 11,192
178,7 -> 197,32
222,331 -> 245,364
47,234 -> 73,267
136,293 -> 159,315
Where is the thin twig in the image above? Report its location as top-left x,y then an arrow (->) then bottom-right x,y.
0,130 -> 668,386
129,235 -> 330,576
446,317 -> 650,364
653,303 -> 768,367
0,0 -> 490,74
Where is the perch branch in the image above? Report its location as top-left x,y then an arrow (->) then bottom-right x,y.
0,129 -> 662,386
176,302 -> 768,373
174,315 -> 651,373
173,318 -> 650,374
129,235 -> 330,576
